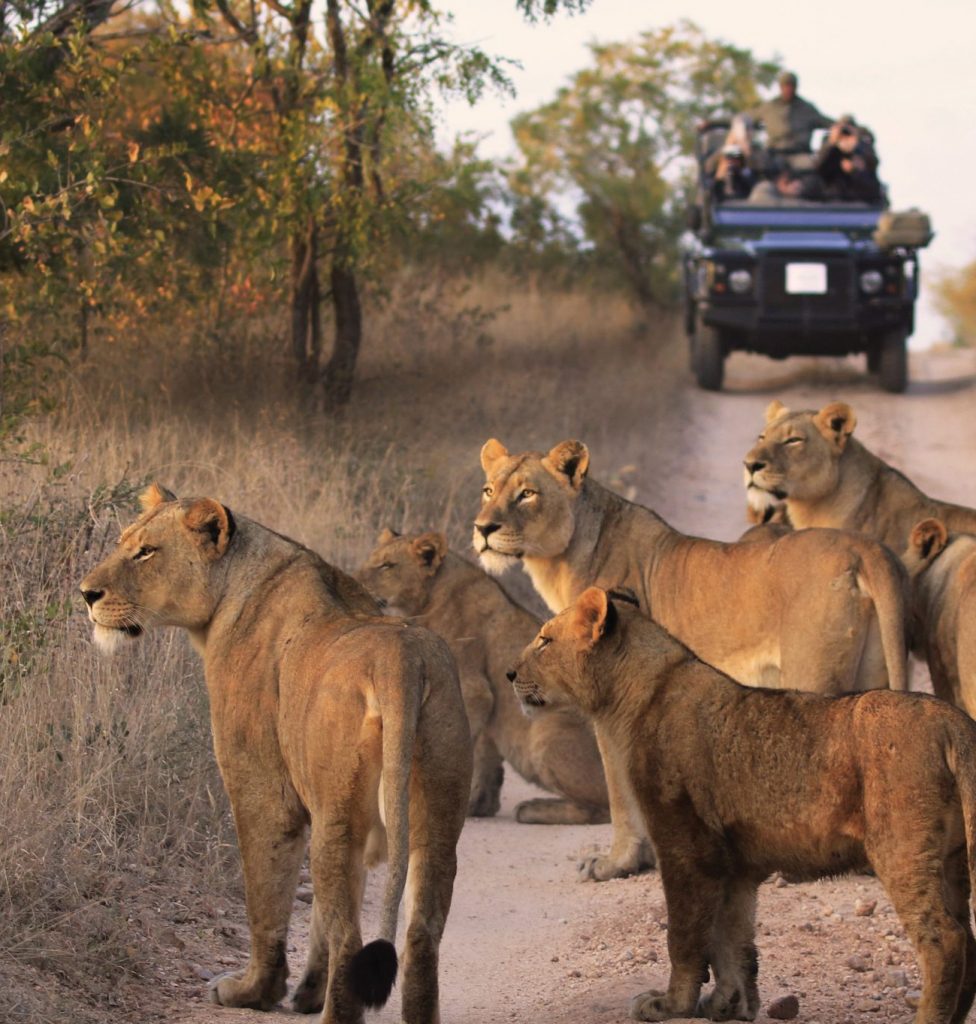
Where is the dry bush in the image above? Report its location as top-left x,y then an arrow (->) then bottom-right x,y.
1,271 -> 682,1021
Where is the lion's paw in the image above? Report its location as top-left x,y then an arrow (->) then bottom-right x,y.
578,841 -> 655,882
291,975 -> 325,1014
630,989 -> 677,1021
208,969 -> 285,1011
697,988 -> 756,1022
468,786 -> 501,818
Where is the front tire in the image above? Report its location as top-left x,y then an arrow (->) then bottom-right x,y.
878,330 -> 908,393
694,324 -> 725,391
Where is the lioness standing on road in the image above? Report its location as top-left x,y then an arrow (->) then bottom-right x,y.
80,485 -> 471,1024
509,587 -> 976,1024
473,438 -> 910,881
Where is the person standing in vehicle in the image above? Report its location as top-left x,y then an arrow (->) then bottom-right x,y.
749,71 -> 834,153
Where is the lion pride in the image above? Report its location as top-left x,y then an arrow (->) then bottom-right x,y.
473,438 -> 909,880
80,485 -> 471,1023
510,587 -> 976,1024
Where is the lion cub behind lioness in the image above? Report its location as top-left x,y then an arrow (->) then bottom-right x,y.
358,528 -> 611,827
510,588 -> 976,1024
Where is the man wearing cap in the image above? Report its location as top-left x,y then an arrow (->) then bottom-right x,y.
749,71 -> 834,153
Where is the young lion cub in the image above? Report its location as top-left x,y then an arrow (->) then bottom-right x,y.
509,587 -> 976,1024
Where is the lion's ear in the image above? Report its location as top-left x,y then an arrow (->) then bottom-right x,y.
140,482 -> 177,511
764,399 -> 789,424
813,402 -> 857,451
545,440 -> 590,491
378,527 -> 400,545
572,587 -> 612,650
183,498 -> 235,560
909,518 -> 948,566
411,532 -> 447,572
480,439 -> 510,475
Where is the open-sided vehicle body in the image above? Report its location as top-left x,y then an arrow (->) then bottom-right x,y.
683,120 -> 925,392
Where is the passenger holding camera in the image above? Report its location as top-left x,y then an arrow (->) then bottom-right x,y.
816,116 -> 882,203
712,143 -> 757,201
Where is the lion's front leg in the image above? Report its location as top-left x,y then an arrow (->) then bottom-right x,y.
468,732 -> 504,817
630,843 -> 725,1021
697,878 -> 760,1021
578,724 -> 655,880
209,783 -> 307,1011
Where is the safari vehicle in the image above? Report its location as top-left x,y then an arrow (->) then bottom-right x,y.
683,120 -> 929,392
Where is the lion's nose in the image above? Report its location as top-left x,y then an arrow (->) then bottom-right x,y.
506,669 -> 517,683
476,522 -> 500,539
745,459 -> 766,474
82,588 -> 104,608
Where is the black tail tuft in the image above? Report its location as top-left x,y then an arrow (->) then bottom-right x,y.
347,939 -> 398,1009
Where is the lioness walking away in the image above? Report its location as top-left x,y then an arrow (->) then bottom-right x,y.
81,485 -> 471,1024
509,588 -> 976,1024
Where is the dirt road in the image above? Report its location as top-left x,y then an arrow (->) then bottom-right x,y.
174,347 -> 976,1024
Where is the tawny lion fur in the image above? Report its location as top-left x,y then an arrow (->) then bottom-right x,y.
743,399 -> 976,547
904,518 -> 976,717
473,439 -> 909,881
358,528 -> 610,830
510,587 -> 976,1024
80,484 -> 471,1024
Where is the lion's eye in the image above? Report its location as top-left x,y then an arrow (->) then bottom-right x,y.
517,489 -> 536,502
757,433 -> 765,442
133,546 -> 157,561
379,561 -> 395,571
482,486 -> 493,499
783,437 -> 804,446
536,635 -> 551,650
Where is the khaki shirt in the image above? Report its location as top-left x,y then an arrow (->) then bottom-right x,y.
748,95 -> 834,151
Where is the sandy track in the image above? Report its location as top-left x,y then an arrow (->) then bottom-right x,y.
173,347 -> 976,1024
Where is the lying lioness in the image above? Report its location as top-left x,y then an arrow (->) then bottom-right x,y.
509,587 -> 976,1024
904,518 -> 976,717
358,528 -> 610,827
80,486 -> 471,1023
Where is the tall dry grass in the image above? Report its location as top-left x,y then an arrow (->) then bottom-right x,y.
1,270 -> 682,1021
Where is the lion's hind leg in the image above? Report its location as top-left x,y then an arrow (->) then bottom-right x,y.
291,898 -> 327,1014
209,788 -> 307,1011
943,844 -> 976,1024
871,845 -> 968,1024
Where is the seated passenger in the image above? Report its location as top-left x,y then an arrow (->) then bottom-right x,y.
816,116 -> 882,203
712,144 -> 757,201
749,166 -> 823,203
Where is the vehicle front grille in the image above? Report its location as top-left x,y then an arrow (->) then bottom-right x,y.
760,255 -> 854,319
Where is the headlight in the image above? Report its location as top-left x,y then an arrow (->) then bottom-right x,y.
729,269 -> 753,294
860,270 -> 883,294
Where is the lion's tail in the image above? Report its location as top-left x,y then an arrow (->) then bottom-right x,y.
856,545 -> 909,692
347,642 -> 423,1010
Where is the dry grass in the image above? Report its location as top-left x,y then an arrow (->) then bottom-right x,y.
0,270 -> 683,1021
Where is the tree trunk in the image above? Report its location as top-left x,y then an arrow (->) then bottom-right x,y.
290,218 -> 320,385
321,259 -> 361,407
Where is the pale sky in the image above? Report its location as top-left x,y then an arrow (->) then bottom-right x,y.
435,0 -> 976,348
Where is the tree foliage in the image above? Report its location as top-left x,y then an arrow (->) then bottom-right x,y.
508,20 -> 779,306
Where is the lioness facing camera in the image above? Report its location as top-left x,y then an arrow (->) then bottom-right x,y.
509,588 -> 976,1024
80,485 -> 471,1024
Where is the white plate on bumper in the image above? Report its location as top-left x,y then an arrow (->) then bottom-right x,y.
785,263 -> 827,294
